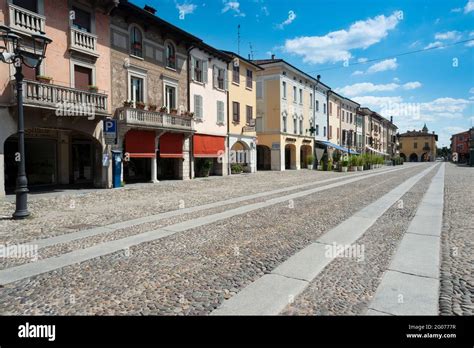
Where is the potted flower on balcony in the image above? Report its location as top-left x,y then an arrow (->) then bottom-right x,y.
159,106 -> 168,114
341,159 -> 349,172
88,85 -> 98,93
136,101 -> 146,110
170,108 -> 178,115
148,103 -> 157,112
122,100 -> 133,108
306,154 -> 315,170
36,75 -> 53,84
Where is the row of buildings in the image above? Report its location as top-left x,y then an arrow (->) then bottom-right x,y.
0,0 -> 400,197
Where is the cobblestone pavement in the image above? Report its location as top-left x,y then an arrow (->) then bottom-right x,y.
282,167 -> 438,315
0,170 -> 347,243
0,164 -> 431,315
439,163 -> 474,316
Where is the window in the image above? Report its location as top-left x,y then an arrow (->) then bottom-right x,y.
246,69 -> 253,89
299,119 -> 303,135
329,102 -> 332,115
283,114 -> 287,132
315,100 -> 319,112
232,102 -> 240,123
74,65 -> 92,90
194,95 -> 203,120
191,57 -> 207,83
294,118 -> 297,134
130,76 -> 144,106
316,125 -> 319,136
214,66 -> 226,90
217,101 -> 225,124
165,85 -> 177,110
337,128 -> 340,139
246,105 -> 253,125
130,26 -> 143,57
166,42 -> 176,69
329,125 -> 332,139
299,89 -> 303,104
337,106 -> 340,119
342,110 -> 345,122
323,126 -> 327,137
310,93 -> 313,108
414,142 -> 418,149
282,81 -> 287,99
233,65 -> 240,84
350,113 -> 353,124
293,86 -> 297,102
72,6 -> 91,32
323,103 -> 326,114
13,0 -> 37,12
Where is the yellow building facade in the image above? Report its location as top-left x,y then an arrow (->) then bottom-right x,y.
254,58 -> 316,170
398,125 -> 438,162
223,51 -> 263,173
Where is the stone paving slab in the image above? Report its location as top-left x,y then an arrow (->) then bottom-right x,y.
389,233 -> 441,278
406,215 -> 442,236
211,274 -> 308,315
271,243 -> 335,282
368,270 -> 439,315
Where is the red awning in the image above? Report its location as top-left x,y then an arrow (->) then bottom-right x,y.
194,134 -> 225,158
125,130 -> 156,158
160,133 -> 183,158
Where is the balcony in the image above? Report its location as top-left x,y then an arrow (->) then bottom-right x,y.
423,145 -> 431,151
69,27 -> 99,57
115,108 -> 194,132
13,79 -> 108,116
8,3 -> 45,36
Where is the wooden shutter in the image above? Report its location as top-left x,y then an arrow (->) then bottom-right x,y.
217,101 -> 224,124
74,65 -> 92,90
202,60 -> 208,84
194,95 -> 203,120
213,65 -> 218,88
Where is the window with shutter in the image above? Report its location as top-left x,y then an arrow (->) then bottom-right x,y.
217,101 -> 225,124
194,95 -> 203,120
246,105 -> 253,125
232,102 -> 240,123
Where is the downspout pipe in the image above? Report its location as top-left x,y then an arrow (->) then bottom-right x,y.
187,44 -> 197,180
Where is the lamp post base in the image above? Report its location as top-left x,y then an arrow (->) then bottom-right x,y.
12,185 -> 30,220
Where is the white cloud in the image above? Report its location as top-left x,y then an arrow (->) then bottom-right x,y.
357,57 -> 368,63
277,10 -> 296,29
466,40 -> 474,47
222,1 -> 245,17
283,11 -> 402,64
176,2 -> 197,19
352,96 -> 403,109
424,41 -> 443,49
434,31 -> 461,41
403,81 -> 422,90
451,7 -> 462,13
336,81 -> 422,97
335,83 -> 399,97
469,87 -> 474,93
352,70 -> 364,76
465,0 -> 474,13
366,58 -> 398,73
393,77 -> 400,83
261,6 -> 269,16
420,97 -> 472,114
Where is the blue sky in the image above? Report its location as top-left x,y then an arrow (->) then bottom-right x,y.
131,0 -> 474,147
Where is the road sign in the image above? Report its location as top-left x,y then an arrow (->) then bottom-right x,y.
104,119 -> 117,145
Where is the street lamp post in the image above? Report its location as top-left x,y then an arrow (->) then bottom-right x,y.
0,25 -> 52,219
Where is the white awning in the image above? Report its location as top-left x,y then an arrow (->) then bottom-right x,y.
365,146 -> 389,156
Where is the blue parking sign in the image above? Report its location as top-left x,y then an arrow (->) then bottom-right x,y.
104,119 -> 117,145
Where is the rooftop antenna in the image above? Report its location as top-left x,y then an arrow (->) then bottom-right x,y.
237,24 -> 241,55
249,42 -> 255,60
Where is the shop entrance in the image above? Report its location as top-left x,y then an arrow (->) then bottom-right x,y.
71,140 -> 94,184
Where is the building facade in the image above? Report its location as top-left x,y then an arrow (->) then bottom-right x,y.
254,57 -> 317,171
0,0 -> 116,198
223,51 -> 262,173
450,129 -> 471,163
189,44 -> 231,177
398,124 -> 438,162
109,2 -> 200,184
313,82 -> 330,143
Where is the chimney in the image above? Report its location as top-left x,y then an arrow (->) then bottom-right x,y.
390,116 -> 393,123
144,5 -> 156,15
